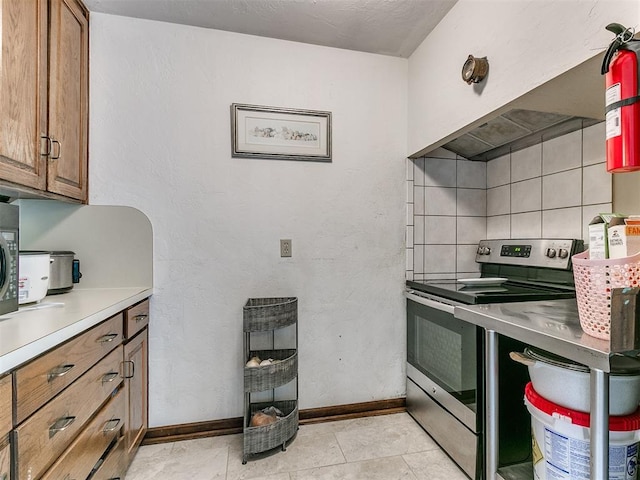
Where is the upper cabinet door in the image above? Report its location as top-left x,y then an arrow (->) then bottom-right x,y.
0,0 -> 48,191
47,0 -> 88,202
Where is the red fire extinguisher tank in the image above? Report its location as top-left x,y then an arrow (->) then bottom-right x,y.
602,24 -> 640,173
606,49 -> 640,172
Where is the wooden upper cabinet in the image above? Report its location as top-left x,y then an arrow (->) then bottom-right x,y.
0,0 -> 88,203
47,0 -> 88,201
0,0 -> 48,191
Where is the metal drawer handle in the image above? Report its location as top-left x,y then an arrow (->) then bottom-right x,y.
63,475 -> 76,480
40,136 -> 52,157
97,333 -> 119,344
134,314 -> 148,323
49,416 -> 76,438
101,371 -> 119,384
103,418 -> 121,433
51,139 -> 61,160
122,360 -> 135,379
108,478 -> 121,480
48,364 -> 75,382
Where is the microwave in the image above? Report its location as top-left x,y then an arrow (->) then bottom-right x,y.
0,203 -> 19,315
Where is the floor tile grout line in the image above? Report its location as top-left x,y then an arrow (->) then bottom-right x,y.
399,454 -> 421,480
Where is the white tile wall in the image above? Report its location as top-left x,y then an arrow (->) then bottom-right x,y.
457,160 -> 486,188
511,143 -> 542,182
425,245 -> 457,273
511,178 -> 541,213
582,122 -> 606,166
487,154 -> 510,187
542,129 -> 582,174
542,207 -> 582,239
542,169 -> 582,209
487,215 -> 510,239
406,121 -> 610,279
582,163 -> 612,205
425,187 -> 457,215
425,216 -> 456,244
457,245 -> 480,273
511,211 -> 542,238
487,185 -> 510,216
457,189 -> 486,216
457,216 -> 487,244
425,158 -> 457,187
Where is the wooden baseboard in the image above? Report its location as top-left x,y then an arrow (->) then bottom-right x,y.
142,398 -> 406,445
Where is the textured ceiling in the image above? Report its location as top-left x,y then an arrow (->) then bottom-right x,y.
82,0 -> 458,58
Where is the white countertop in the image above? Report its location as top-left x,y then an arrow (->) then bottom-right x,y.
0,287 -> 152,374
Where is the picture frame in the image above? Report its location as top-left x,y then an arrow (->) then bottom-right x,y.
231,103 -> 332,162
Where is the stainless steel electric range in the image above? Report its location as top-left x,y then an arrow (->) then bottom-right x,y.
405,238 -> 584,480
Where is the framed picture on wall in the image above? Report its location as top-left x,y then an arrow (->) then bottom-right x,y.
231,103 -> 332,162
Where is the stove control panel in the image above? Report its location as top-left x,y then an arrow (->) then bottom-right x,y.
476,239 -> 584,269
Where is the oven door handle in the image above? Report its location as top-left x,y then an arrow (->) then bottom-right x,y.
406,292 -> 456,314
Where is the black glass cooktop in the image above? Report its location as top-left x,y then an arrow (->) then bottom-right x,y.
406,279 -> 577,305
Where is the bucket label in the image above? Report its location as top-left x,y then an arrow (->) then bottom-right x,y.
542,427 -> 638,480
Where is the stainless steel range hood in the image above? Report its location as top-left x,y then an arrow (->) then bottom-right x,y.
441,109 -> 600,161
417,54 -> 605,160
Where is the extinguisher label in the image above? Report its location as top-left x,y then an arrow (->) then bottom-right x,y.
606,83 -> 622,139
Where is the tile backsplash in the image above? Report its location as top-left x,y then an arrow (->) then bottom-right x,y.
406,122 -> 611,280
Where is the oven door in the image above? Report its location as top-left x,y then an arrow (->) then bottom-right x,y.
406,292 -> 481,432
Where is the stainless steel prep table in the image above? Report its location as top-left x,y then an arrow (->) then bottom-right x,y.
455,298 -> 624,480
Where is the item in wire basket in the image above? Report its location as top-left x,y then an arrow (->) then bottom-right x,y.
246,356 -> 261,368
250,411 -> 276,427
259,358 -> 274,366
249,406 -> 285,427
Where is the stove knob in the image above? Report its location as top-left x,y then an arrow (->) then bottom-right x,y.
484,247 -> 491,255
477,246 -> 484,255
546,248 -> 557,258
558,248 -> 569,259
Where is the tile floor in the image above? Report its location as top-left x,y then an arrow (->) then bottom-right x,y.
124,413 -> 469,480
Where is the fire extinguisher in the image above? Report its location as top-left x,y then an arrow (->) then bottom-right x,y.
601,23 -> 640,173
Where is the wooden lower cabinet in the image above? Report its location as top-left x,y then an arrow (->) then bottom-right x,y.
40,386 -> 125,480
0,438 -> 10,480
0,375 -> 11,436
3,297 -> 149,480
91,436 -> 127,480
124,328 -> 148,462
15,347 -> 123,480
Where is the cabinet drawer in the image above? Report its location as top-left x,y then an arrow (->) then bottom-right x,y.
91,436 -> 127,480
41,386 -> 125,480
0,375 -> 11,436
125,299 -> 149,339
0,437 -> 10,480
14,313 -> 123,424
15,346 -> 123,480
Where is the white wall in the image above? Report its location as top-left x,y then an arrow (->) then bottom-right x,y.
89,14 -> 408,427
408,0 -> 640,157
18,200 -> 153,289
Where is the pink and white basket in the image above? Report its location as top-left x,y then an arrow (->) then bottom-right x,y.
572,250 -> 640,340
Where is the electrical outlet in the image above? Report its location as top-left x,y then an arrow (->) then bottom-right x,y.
280,239 -> 292,257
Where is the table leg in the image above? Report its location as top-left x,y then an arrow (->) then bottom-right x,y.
485,329 -> 498,480
590,368 -> 609,480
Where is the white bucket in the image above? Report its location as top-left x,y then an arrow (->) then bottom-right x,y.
525,382 -> 640,480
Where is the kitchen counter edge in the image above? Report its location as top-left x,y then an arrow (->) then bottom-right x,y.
0,287 -> 153,374
449,297 -> 619,371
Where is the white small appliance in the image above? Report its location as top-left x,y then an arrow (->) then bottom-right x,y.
18,251 -> 51,304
